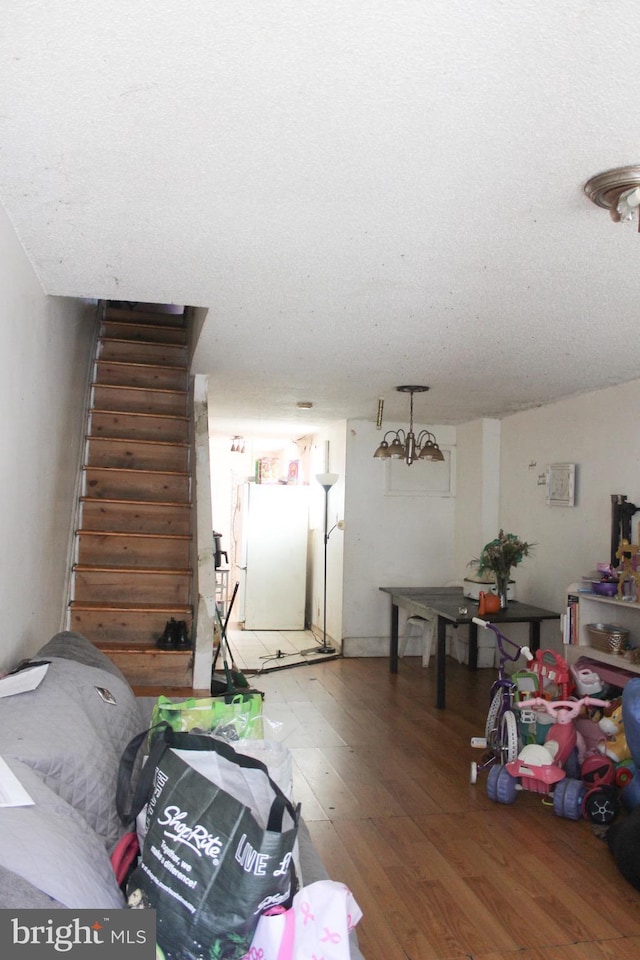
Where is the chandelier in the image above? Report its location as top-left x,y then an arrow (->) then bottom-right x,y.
230,436 -> 245,453
373,385 -> 444,466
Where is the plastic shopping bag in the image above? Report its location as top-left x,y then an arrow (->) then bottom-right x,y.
121,728 -> 299,960
246,880 -> 362,960
149,693 -> 264,745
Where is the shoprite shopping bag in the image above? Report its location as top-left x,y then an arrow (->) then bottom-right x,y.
123,728 -> 299,960
149,692 -> 264,745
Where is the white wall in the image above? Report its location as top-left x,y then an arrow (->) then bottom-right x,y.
497,379 -> 640,616
343,418 -> 457,654
450,381 -> 640,653
454,418 -> 501,580
0,204 -> 95,667
192,375 -> 215,688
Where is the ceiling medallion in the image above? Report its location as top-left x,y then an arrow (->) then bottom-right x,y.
584,165 -> 640,225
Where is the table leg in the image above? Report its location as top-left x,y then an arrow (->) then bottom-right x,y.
390,601 -> 399,673
529,621 -> 541,653
436,615 -> 446,709
469,620 -> 478,671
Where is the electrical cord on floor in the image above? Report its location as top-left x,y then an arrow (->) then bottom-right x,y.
254,649 -> 298,673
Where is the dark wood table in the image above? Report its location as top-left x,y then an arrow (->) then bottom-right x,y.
379,586 -> 560,709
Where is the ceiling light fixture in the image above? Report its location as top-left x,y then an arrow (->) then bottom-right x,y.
230,436 -> 245,453
584,165 -> 640,229
373,385 -> 444,466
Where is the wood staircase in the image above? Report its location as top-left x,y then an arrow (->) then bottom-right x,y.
68,303 -> 195,686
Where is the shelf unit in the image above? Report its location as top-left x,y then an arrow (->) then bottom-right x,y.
564,584 -> 640,680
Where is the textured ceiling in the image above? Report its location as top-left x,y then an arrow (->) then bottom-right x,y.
2,1 -> 640,435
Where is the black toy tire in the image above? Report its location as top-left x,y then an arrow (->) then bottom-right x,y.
582,785 -> 619,825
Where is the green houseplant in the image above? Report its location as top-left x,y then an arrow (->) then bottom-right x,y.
472,529 -> 534,609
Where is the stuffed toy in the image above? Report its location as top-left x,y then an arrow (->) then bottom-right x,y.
598,701 -> 631,764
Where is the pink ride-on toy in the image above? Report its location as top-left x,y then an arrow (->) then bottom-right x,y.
487,695 -> 613,821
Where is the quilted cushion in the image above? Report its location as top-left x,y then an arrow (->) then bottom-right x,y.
0,758 -> 125,908
37,631 -> 132,682
0,651 -> 144,852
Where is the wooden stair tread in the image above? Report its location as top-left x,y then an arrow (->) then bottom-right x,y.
98,336 -> 187,352
95,359 -> 187,373
96,641 -> 192,653
102,318 -> 187,333
86,435 -> 189,448
83,465 -> 189,477
80,496 -> 191,508
76,529 -> 191,540
91,408 -> 188,423
104,306 -> 185,320
74,564 -> 191,574
91,382 -> 187,397
70,600 -> 191,612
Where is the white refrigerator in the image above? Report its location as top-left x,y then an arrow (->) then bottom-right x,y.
237,483 -> 309,630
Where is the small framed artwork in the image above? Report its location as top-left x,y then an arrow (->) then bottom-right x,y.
546,463 -> 576,507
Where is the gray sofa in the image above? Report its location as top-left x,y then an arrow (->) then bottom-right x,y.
0,632 -> 363,957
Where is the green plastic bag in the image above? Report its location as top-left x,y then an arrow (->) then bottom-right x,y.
149,692 -> 264,745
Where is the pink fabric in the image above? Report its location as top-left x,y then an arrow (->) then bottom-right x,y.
245,880 -> 362,960
110,831 -> 139,887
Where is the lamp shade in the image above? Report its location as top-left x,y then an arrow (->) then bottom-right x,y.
373,439 -> 391,459
388,438 -> 405,458
316,472 -> 339,489
419,440 -> 445,462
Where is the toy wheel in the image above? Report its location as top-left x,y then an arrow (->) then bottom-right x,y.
500,710 -> 519,763
616,764 -> 634,789
487,764 -> 517,804
470,761 -> 478,784
582,786 -> 619,825
485,690 -> 503,749
553,778 -> 586,820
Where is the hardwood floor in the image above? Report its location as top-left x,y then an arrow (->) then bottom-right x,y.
135,656 -> 640,960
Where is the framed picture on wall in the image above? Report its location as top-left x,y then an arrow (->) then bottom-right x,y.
546,463 -> 576,507
384,448 -> 455,497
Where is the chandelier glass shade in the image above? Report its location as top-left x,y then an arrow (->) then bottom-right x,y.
373,386 -> 444,465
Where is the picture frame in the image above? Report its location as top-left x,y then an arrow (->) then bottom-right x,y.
546,463 -> 576,507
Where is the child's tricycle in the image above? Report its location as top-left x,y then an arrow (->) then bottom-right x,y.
487,695 -> 619,823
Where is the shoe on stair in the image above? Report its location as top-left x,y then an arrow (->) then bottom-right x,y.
157,618 -> 177,649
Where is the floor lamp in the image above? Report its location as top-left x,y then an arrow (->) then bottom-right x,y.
302,472 -> 339,656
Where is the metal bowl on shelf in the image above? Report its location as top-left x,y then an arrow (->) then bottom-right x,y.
585,622 -> 630,655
